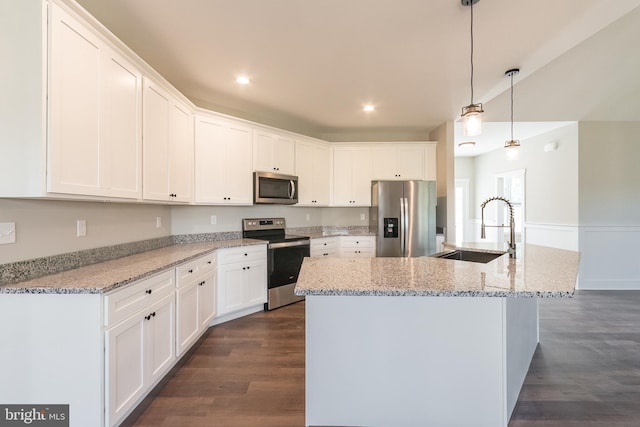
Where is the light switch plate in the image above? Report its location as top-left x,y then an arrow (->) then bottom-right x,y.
76,220 -> 86,237
0,222 -> 16,244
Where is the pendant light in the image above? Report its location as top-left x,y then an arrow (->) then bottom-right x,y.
460,0 -> 483,136
504,68 -> 520,158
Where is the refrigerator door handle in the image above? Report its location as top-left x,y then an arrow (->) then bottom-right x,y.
399,197 -> 405,256
403,197 -> 409,256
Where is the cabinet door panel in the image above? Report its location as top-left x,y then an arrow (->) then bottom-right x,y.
313,144 -> 331,205
397,146 -> 424,180
225,124 -> 253,204
246,260 -> 267,305
176,282 -> 199,355
105,313 -> 145,425
195,117 -> 227,203
276,136 -> 295,175
169,102 -> 193,202
146,295 -> 175,384
49,6 -> 101,194
217,265 -> 245,315
295,142 -> 314,205
102,55 -> 141,198
198,273 -> 216,329
371,147 -> 397,180
351,148 -> 372,205
142,83 -> 170,201
253,130 -> 276,172
332,148 -> 352,205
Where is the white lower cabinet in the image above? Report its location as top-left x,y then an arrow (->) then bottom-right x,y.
339,236 -> 376,258
216,245 -> 267,317
175,253 -> 216,356
310,237 -> 339,257
104,270 -> 176,427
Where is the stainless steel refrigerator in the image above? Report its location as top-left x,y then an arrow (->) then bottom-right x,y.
370,180 -> 437,257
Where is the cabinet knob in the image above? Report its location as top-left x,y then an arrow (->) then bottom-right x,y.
199,281 -> 205,286
243,267 -> 246,270
151,312 -> 156,317
247,266 -> 251,270
207,261 -> 212,264
244,253 -> 248,256
145,289 -> 152,295
188,269 -> 193,273
145,315 -> 150,320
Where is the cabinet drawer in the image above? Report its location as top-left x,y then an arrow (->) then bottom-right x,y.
104,270 -> 175,327
217,244 -> 266,265
176,253 -> 215,286
310,237 -> 339,257
340,236 -> 375,248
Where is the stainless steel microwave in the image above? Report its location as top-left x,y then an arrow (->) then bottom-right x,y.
253,171 -> 298,204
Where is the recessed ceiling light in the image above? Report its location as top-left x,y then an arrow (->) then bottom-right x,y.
236,76 -> 251,85
363,104 -> 375,112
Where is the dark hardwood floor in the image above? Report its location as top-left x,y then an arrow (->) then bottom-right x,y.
124,291 -> 640,426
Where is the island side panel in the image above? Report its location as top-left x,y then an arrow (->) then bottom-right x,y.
505,297 -> 539,418
0,294 -> 103,426
305,295 -> 508,427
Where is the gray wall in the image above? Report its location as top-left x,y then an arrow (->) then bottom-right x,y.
578,122 -> 640,225
0,198 -> 370,264
0,199 -> 171,264
470,123 -> 579,225
577,121 -> 640,289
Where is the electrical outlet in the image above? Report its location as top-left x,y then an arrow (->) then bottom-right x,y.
0,222 -> 16,244
210,215 -> 217,225
156,216 -> 162,228
305,213 -> 310,222
360,213 -> 366,221
76,220 -> 86,237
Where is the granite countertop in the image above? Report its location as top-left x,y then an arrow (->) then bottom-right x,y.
295,243 -> 580,298
0,239 -> 265,295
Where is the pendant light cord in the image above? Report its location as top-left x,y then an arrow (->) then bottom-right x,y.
470,0 -> 474,105
510,72 -> 514,140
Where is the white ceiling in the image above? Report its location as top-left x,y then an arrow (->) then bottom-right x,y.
75,0 -> 640,154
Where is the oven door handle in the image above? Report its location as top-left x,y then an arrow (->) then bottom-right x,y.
269,240 -> 310,249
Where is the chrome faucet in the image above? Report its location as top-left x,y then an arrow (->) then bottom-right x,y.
480,196 -> 516,258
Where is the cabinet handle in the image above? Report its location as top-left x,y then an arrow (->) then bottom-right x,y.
146,289 -> 152,295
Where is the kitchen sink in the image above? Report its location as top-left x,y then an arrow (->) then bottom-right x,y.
431,249 -> 505,263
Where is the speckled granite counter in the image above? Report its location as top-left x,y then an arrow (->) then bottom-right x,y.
289,225 -> 375,239
295,243 -> 580,297
0,239 -> 265,294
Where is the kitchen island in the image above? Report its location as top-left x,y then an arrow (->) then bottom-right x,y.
295,243 -> 580,427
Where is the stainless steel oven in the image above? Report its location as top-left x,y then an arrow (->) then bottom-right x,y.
242,218 -> 310,310
253,171 -> 298,204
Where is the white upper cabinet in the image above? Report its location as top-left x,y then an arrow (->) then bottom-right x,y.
194,114 -> 253,205
371,144 -> 425,181
252,129 -> 295,175
295,139 -> 330,206
143,79 -> 193,203
48,4 -> 142,198
332,146 -> 372,206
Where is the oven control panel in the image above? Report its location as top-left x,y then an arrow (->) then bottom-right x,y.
243,217 -> 286,231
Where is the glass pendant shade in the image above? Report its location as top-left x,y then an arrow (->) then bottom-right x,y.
462,103 -> 483,136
